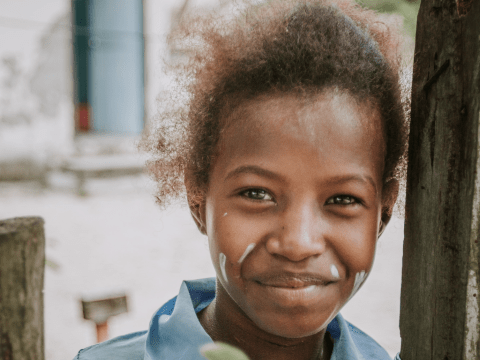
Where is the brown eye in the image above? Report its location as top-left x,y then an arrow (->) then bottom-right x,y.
327,195 -> 358,205
242,189 -> 273,201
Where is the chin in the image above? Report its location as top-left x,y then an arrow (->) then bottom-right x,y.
253,312 -> 333,339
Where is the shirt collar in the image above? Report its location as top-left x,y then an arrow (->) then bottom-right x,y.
144,278 -> 369,360
145,278 -> 215,360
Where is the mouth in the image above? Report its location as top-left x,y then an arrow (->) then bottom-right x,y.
252,273 -> 333,289
249,273 -> 335,306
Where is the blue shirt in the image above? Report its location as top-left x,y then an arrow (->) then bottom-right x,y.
73,278 -> 396,360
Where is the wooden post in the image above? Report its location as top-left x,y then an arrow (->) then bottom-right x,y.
96,322 -> 109,343
400,0 -> 480,359
0,217 -> 45,360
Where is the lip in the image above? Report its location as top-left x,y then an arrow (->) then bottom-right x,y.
252,273 -> 334,288
251,277 -> 334,306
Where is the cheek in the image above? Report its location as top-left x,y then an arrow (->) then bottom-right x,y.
207,208 -> 266,283
333,218 -> 378,275
238,243 -> 256,264
330,264 -> 340,279
354,270 -> 368,288
347,270 -> 368,300
218,253 -> 228,283
331,217 -> 378,300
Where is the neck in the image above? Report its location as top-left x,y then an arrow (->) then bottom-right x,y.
198,281 -> 332,360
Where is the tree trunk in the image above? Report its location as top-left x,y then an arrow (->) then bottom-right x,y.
401,0 -> 480,359
0,217 -> 45,360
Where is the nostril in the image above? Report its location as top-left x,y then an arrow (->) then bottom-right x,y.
266,230 -> 327,262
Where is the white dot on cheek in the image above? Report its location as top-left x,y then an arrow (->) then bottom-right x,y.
330,264 -> 340,279
219,253 -> 228,283
223,212 -> 228,217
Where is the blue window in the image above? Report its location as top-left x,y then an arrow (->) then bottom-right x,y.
73,0 -> 145,135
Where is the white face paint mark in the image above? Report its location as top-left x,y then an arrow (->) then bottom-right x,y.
237,243 -> 256,264
330,264 -> 340,279
348,270 -> 367,300
223,212 -> 228,217
219,253 -> 228,283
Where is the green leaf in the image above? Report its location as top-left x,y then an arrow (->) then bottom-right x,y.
356,0 -> 420,38
200,342 -> 251,360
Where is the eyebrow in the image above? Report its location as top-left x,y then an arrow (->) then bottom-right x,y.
323,174 -> 377,193
224,165 -> 285,182
224,165 -> 377,192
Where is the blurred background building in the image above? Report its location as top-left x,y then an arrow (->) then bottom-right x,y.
0,1 -> 418,359
0,0 -> 418,185
72,0 -> 145,135
0,0 -> 226,186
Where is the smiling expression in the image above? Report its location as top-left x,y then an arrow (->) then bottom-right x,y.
197,91 -> 387,339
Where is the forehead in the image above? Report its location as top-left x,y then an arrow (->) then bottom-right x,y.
217,91 -> 385,173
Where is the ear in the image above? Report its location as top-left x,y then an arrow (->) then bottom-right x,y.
185,171 -> 208,235
379,178 -> 399,237
189,201 -> 207,235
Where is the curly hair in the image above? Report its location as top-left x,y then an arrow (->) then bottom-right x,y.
142,0 -> 410,209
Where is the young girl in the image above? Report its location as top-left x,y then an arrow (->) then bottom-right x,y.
74,0 -> 408,359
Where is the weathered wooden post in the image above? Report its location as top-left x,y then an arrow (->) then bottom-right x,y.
400,0 -> 480,359
0,217 -> 45,360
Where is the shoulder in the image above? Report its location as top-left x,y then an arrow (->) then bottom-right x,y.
73,330 -> 147,360
328,314 -> 392,360
345,321 -> 392,360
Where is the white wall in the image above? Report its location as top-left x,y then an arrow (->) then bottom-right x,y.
0,1 -> 73,179
0,0 -> 226,180
143,0 -> 225,127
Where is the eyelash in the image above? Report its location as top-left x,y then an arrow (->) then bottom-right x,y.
326,195 -> 362,206
240,189 -> 361,206
240,188 -> 274,202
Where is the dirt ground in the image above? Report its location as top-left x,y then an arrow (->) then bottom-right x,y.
0,174 -> 404,359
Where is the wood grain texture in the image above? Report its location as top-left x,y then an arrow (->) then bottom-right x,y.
401,0 -> 480,359
0,217 -> 45,360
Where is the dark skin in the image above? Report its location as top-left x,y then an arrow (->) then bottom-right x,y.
198,283 -> 334,359
190,91 -> 399,360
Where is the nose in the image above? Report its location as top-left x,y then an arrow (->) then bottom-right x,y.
265,200 -> 326,262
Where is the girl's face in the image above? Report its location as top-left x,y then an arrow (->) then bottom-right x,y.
198,91 -> 387,339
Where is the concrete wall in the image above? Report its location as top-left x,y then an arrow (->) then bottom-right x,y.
0,0 -> 225,181
0,10 -> 73,180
